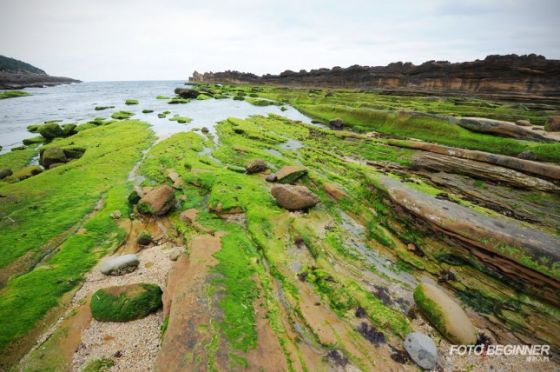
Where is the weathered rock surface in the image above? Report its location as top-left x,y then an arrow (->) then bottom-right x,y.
389,139 -> 560,180
99,254 -> 139,275
275,165 -> 308,184
403,332 -> 437,370
271,184 -> 320,210
40,147 -> 67,169
410,152 -> 560,192
189,55 -> 560,102
414,283 -> 477,345
545,116 -> 560,132
324,183 -> 346,200
137,185 -> 176,216
90,283 -> 162,322
379,176 -> 560,300
245,159 -> 267,174
458,117 -> 552,141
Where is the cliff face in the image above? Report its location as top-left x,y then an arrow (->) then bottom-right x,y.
0,55 -> 79,89
190,54 -> 560,101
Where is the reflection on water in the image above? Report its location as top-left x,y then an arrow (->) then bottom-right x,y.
0,81 -> 312,153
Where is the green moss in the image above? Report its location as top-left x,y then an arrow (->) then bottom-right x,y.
168,97 -> 190,104
90,283 -> 162,322
142,109 -> 154,113
94,106 -> 114,111
413,284 -> 447,339
111,111 -> 134,120
137,230 -> 152,245
0,90 -> 30,99
83,358 -> 115,372
169,115 -> 192,124
125,99 -> 139,105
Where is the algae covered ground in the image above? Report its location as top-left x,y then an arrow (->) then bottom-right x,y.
1,83 -> 559,370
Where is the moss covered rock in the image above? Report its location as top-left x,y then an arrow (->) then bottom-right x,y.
413,283 -> 477,345
137,185 -> 176,216
40,147 -> 67,169
22,136 -> 44,145
38,123 -> 64,140
62,123 -> 77,136
63,146 -> 86,159
90,283 -> 162,322
275,165 -> 308,184
14,165 -> 43,180
0,168 -> 13,180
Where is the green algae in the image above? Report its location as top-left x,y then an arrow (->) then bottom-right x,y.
0,90 -> 30,99
90,283 -> 162,322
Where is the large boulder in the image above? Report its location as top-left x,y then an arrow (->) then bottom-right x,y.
174,88 -> 200,99
545,116 -> 560,132
403,332 -> 437,370
0,168 -> 12,180
40,147 -> 67,169
413,283 -> 477,345
38,123 -> 64,140
245,159 -> 267,174
90,283 -> 162,322
275,165 -> 308,184
271,184 -> 320,210
100,254 -> 139,275
137,185 -> 176,216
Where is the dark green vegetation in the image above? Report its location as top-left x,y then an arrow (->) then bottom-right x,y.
0,55 -> 45,74
111,111 -> 134,120
0,121 -> 154,356
125,99 -> 139,105
82,358 -> 115,372
0,90 -> 30,99
90,283 -> 163,322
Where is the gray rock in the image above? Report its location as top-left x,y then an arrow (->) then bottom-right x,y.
100,254 -> 139,275
168,247 -> 183,261
403,332 -> 437,370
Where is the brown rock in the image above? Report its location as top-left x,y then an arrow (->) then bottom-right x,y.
324,183 -> 346,200
458,117 -> 551,141
271,184 -> 320,210
516,119 -> 532,127
180,208 -> 198,224
545,116 -> 560,132
275,165 -> 307,184
245,159 -> 267,174
137,185 -> 176,216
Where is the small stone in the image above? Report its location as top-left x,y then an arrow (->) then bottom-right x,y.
111,210 -> 122,219
545,116 -> 560,132
100,254 -> 140,276
265,174 -> 277,182
271,184 -> 320,210
201,127 -> 209,133
180,208 -> 198,224
324,183 -> 346,200
403,332 -> 437,370
515,119 -> 532,127
168,247 -> 182,261
245,159 -> 267,174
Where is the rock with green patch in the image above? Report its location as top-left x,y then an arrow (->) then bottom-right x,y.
245,159 -> 267,174
275,165 -> 308,184
38,123 -> 64,140
14,165 -> 43,180
100,254 -> 139,275
545,116 -> 560,132
27,124 -> 40,133
83,357 -> 114,372
142,109 -> 154,113
271,184 -> 320,210
137,185 -> 176,216
0,168 -> 13,180
125,99 -> 139,105
111,111 -> 134,120
63,147 -> 86,159
62,123 -> 77,136
40,147 -> 67,169
90,283 -> 162,322
413,283 -> 477,345
22,136 -> 44,145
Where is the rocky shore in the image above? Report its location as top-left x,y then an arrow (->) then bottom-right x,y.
0,55 -> 79,89
1,82 -> 559,371
190,54 -> 560,102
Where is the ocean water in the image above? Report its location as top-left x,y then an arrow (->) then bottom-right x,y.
0,81 -> 312,153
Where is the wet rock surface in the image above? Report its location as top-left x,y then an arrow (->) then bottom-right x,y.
404,332 -> 437,370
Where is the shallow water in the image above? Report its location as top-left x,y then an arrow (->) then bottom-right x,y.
0,81 -> 312,153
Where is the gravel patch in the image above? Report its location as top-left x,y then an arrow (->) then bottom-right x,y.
72,244 -> 176,371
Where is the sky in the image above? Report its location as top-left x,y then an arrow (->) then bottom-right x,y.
1,0 -> 559,81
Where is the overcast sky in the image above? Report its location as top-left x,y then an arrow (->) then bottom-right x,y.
1,0 -> 559,81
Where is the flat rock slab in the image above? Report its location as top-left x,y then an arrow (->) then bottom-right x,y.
404,332 -> 438,370
275,165 -> 308,184
100,254 -> 139,276
379,176 -> 560,284
459,117 -> 552,142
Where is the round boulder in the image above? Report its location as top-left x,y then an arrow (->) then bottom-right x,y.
137,185 -> 176,216
245,159 -> 267,174
271,184 -> 320,210
100,254 -> 139,275
90,283 -> 162,322
40,147 -> 67,169
413,283 -> 477,345
403,332 -> 437,370
545,116 -> 560,132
